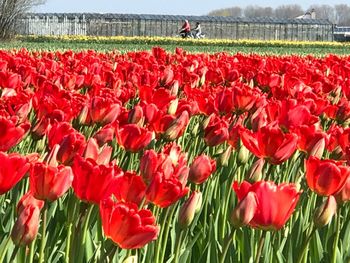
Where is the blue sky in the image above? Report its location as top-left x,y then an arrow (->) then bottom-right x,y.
36,0 -> 349,16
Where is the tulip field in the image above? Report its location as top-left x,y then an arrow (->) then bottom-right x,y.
2,45 -> 350,263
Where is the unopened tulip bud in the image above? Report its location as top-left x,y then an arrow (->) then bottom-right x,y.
309,138 -> 325,159
313,196 -> 337,228
11,205 -> 41,246
238,144 -> 250,165
128,105 -> 144,126
77,105 -> 90,125
168,99 -> 179,115
191,122 -> 199,137
178,191 -> 202,229
219,146 -> 232,167
189,155 -> 216,184
123,256 -> 138,263
202,114 -> 213,130
165,111 -> 189,140
231,192 -> 257,228
170,81 -> 179,96
246,159 -> 265,183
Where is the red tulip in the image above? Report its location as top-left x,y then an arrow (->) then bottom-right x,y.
47,122 -> 75,150
240,123 -> 298,164
83,138 -> 112,165
146,171 -> 189,208
0,151 -> 30,195
90,96 -> 121,125
11,203 -> 41,246
165,111 -> 190,140
57,131 -> 86,165
189,154 -> 216,184
17,191 -> 45,214
306,156 -> 350,196
140,149 -> 159,183
72,155 -> 121,204
104,171 -> 147,206
335,176 -> 350,203
93,124 -> 115,147
204,115 -> 229,147
115,124 -> 153,152
233,181 -> 301,230
100,199 -> 159,249
30,145 -> 74,201
0,116 -> 30,151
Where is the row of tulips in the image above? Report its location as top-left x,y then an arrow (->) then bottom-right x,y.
1,47 -> 350,262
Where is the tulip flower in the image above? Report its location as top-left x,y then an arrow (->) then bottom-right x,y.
335,176 -> 350,204
115,124 -> 153,152
232,181 -> 301,230
204,115 -> 229,147
0,116 -> 30,151
11,191 -> 44,246
90,96 -> 121,125
0,151 -> 30,195
240,123 -> 298,164
56,131 -> 86,165
306,156 -> 350,196
189,154 -> 216,184
146,171 -> 189,208
72,155 -> 121,204
30,145 -> 74,201
11,204 -> 41,246
313,196 -> 337,228
104,171 -> 147,206
178,191 -> 202,229
100,198 -> 159,249
140,149 -> 159,183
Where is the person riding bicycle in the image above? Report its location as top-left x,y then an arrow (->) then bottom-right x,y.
193,22 -> 202,39
179,20 -> 191,38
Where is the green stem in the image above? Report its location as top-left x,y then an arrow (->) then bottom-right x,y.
65,220 -> 73,263
174,230 -> 184,263
155,207 -> 170,263
219,229 -> 235,263
296,227 -> 316,263
9,246 -> 20,262
160,205 -> 177,263
254,231 -> 266,263
76,205 -> 94,263
38,203 -> 47,263
27,241 -> 35,263
0,236 -> 11,262
331,212 -> 342,263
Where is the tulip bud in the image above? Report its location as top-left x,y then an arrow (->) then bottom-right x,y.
238,144 -> 250,165
165,111 -> 189,140
123,256 -> 138,263
93,125 -> 115,147
189,154 -> 216,184
168,99 -> 179,115
178,191 -> 202,229
128,105 -> 144,126
218,146 -> 232,167
77,105 -> 90,125
309,138 -> 325,159
170,81 -> 179,96
11,205 -> 41,246
313,196 -> 337,228
246,159 -> 265,183
231,192 -> 257,228
191,122 -> 199,137
201,114 -> 213,130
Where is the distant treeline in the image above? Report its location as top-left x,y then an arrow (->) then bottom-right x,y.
208,4 -> 350,26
